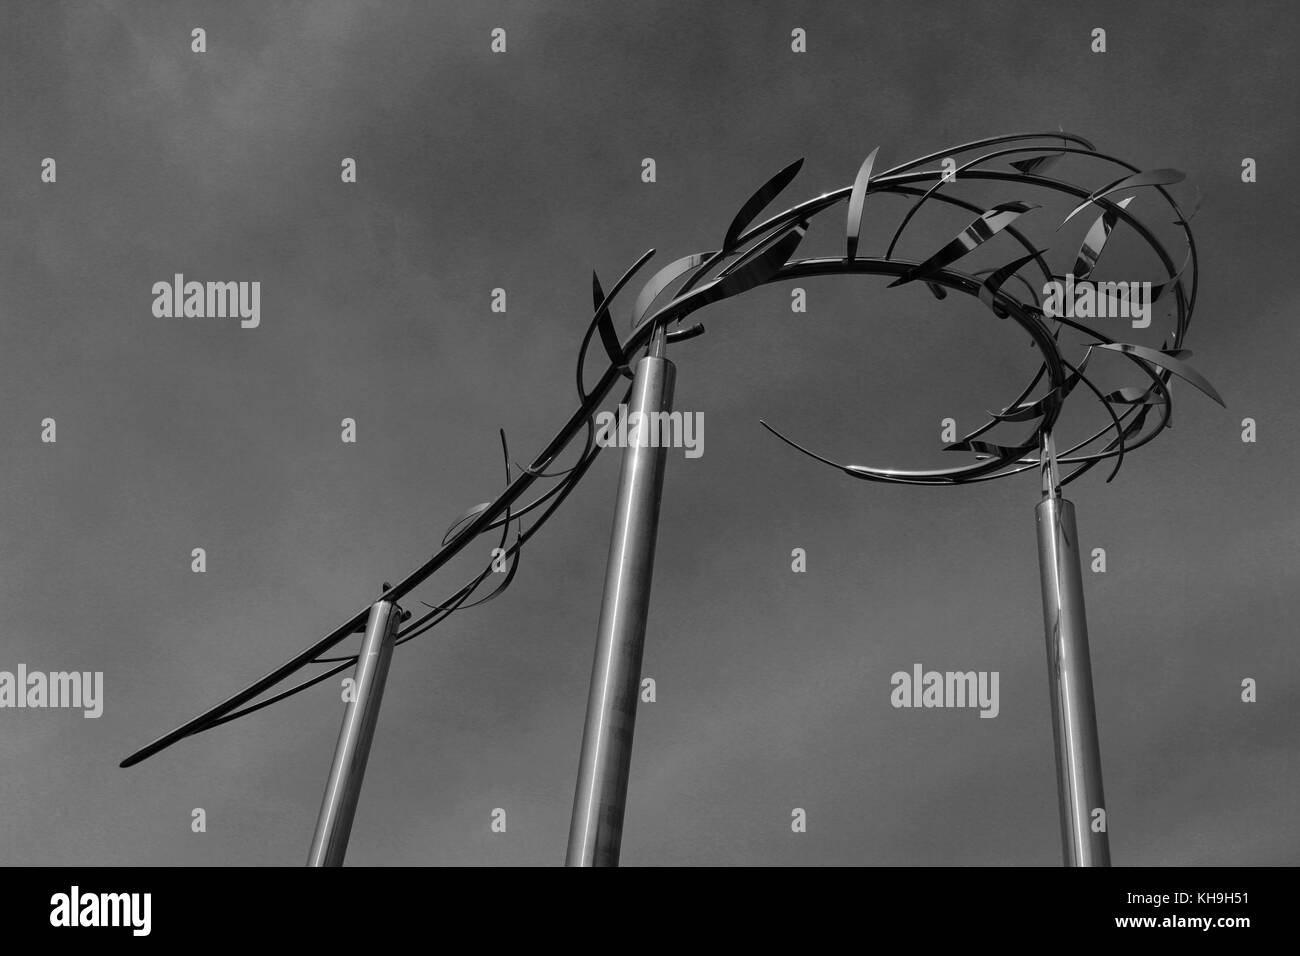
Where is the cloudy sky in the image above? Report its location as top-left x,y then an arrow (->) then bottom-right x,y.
1,0 -> 1296,865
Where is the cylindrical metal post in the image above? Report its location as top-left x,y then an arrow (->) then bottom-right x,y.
1035,496 -> 1111,867
306,598 -> 401,867
566,352 -> 676,866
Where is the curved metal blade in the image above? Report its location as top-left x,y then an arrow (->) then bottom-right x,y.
1094,341 -> 1224,406
979,249 -> 1045,317
631,252 -> 713,329
845,147 -> 880,261
1072,196 -> 1134,279
1059,169 -> 1185,227
889,202 -> 1039,288
723,158 -> 804,253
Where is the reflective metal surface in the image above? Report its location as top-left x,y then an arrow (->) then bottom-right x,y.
1035,498 -> 1111,867
566,354 -> 675,867
123,133 -> 1222,773
120,133 -> 1222,869
306,599 -> 401,867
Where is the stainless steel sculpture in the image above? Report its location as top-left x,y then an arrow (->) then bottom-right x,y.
122,132 -> 1221,868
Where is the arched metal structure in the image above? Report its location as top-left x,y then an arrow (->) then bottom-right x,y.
122,132 -> 1222,868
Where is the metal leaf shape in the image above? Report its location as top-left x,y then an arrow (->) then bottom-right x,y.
1050,248 -> 1191,309
723,158 -> 804,253
845,147 -> 880,261
661,222 -> 808,322
1172,182 -> 1203,226
631,252 -> 713,328
1010,128 -> 1069,174
584,248 -> 656,383
888,202 -> 1038,288
978,250 -> 1044,317
713,221 -> 808,297
1010,151 -> 1063,174
1094,342 -> 1224,406
1072,196 -> 1134,279
943,437 -> 1040,457
1059,169 -> 1185,227
987,396 -> 1059,422
989,349 -> 1092,421
443,502 -> 492,546
1103,386 -> 1167,405
1148,250 -> 1193,302
591,272 -> 628,374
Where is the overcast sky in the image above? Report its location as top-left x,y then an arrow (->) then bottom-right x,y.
1,0 -> 1296,865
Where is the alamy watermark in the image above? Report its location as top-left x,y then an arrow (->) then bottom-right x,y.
891,663 -> 999,718
1042,274 -> 1152,328
593,405 -> 703,458
0,665 -> 103,718
50,887 -> 150,936
152,274 -> 260,328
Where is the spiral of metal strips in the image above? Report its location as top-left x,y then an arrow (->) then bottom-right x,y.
121,132 -> 1222,766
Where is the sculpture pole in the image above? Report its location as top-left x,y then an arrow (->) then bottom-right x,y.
566,330 -> 675,866
307,597 -> 403,866
1035,432 -> 1110,866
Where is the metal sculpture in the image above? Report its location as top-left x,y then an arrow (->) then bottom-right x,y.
121,132 -> 1221,868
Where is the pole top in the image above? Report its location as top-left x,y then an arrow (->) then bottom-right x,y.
1040,430 -> 1062,500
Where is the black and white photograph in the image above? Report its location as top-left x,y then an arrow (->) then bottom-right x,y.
0,0 -> 1292,937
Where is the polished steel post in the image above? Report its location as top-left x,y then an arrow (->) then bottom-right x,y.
307,598 -> 401,867
566,341 -> 676,867
1035,436 -> 1110,866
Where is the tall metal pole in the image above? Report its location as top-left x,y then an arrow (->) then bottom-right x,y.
1035,433 -> 1110,866
307,597 -> 402,867
566,333 -> 675,867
